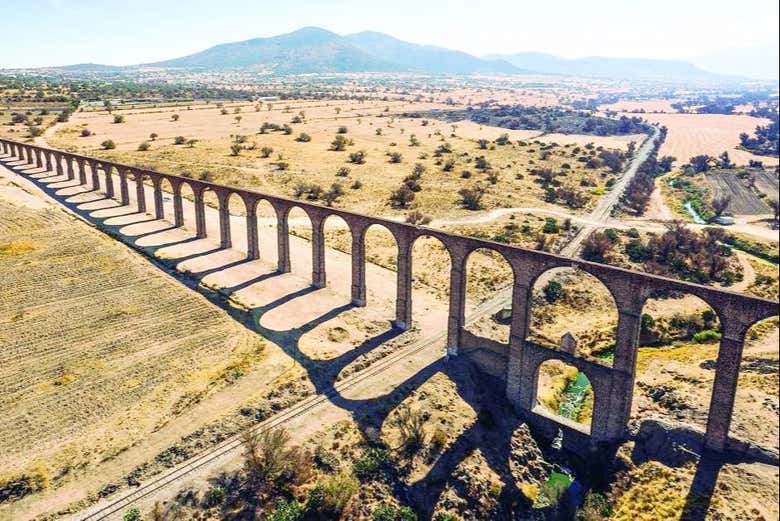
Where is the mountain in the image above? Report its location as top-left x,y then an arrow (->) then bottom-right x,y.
147,27 -> 402,73
485,52 -> 729,82
691,43 -> 780,81
345,31 -> 519,74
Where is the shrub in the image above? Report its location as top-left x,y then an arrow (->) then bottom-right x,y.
296,132 -> 311,142
388,151 -> 403,163
28,126 -> 43,137
100,139 -> 116,150
348,150 -> 367,164
80,128 -> 92,137
306,473 -> 358,516
260,146 -> 274,158
393,406 -> 428,455
113,115 -> 125,124
543,280 -> 564,304
458,185 -> 486,210
405,210 -> 432,226
202,485 -> 226,508
693,329 -> 721,343
353,448 -> 389,481
337,126 -> 348,134
330,135 -> 348,151
173,135 -> 187,145
581,231 -> 613,262
123,508 -> 141,521
336,166 -> 350,177
373,505 -> 418,521
149,132 -> 158,140
230,143 -> 242,156
323,183 -> 345,206
350,180 -> 362,190
137,141 -> 151,152
390,185 -> 415,208
267,499 -> 303,521
542,218 -> 559,234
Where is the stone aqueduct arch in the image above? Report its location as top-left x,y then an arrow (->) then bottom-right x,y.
1,138 -> 777,455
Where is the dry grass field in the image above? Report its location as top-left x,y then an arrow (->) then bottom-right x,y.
0,195 -> 267,504
626,112 -> 779,166
47,98 -> 640,218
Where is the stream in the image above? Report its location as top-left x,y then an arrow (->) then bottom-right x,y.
558,371 -> 591,421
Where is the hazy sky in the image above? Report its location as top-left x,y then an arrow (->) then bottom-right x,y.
1,0 -> 778,69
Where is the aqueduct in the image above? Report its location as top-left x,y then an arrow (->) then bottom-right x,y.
2,137 -> 777,455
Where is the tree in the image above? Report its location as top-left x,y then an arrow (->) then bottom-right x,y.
323,183 -> 345,206
768,199 -> 779,223
477,138 -> 489,150
348,150 -> 366,164
711,196 -> 731,218
543,280 -> 564,303
408,134 -> 420,146
458,184 -> 486,210
330,135 -> 348,151
389,185 -> 415,208
689,155 -> 712,173
149,132 -> 158,141
718,151 -> 733,168
171,114 -> 179,122
581,231 -> 613,262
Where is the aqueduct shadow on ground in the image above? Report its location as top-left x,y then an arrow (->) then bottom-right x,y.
1,153 -> 772,520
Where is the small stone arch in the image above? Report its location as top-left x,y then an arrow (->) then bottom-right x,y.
462,245 -> 516,343
527,266 -> 619,365
406,232 -> 453,330
533,358 -> 595,433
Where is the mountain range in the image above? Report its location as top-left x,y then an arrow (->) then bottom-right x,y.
48,27 -> 764,83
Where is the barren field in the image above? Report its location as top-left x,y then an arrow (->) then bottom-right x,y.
599,98 -> 683,113
626,112 -> 779,166
46,98 -> 638,218
0,193 -> 267,501
705,170 -> 777,215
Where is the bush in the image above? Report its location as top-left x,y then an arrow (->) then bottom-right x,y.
458,185 -> 486,210
373,505 -> 418,521
390,185 -> 415,208
28,126 -> 43,137
393,406 -> 427,455
693,329 -> 721,343
261,146 -> 274,158
306,473 -> 358,516
337,126 -> 348,134
323,183 -> 345,206
113,115 -> 125,124
202,485 -> 226,508
80,128 -> 92,137
230,143 -> 242,156
542,218 -> 559,234
336,166 -> 350,177
405,210 -> 432,226
174,135 -> 187,145
348,150 -> 367,164
123,508 -> 141,521
330,134 -> 348,151
137,141 -> 151,152
543,280 -> 564,304
353,448 -> 389,481
100,139 -> 116,150
388,151 -> 403,163
296,132 -> 311,142
267,499 -> 303,521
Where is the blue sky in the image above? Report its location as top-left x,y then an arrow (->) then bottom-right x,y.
1,0 -> 778,71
